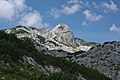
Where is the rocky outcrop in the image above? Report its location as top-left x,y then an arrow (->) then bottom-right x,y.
75,41 -> 120,80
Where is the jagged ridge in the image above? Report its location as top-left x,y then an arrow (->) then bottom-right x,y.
5,24 -> 96,53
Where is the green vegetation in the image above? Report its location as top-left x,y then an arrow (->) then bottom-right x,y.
0,30 -> 112,80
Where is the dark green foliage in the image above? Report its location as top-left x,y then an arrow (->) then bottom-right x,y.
0,30 -> 112,80
0,30 -> 36,61
0,61 -> 76,80
36,55 -> 111,80
0,30 -> 36,52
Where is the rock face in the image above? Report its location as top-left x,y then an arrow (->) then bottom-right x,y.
51,24 -> 76,47
74,41 -> 120,80
5,24 -> 93,53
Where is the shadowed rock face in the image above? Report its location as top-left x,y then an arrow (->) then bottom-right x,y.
52,24 -> 76,47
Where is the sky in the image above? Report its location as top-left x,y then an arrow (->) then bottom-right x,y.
0,0 -> 120,43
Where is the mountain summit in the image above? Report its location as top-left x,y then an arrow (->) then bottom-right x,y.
52,24 -> 76,47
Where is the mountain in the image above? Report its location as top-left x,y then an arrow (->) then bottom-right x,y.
5,24 -> 95,53
0,30 -> 111,80
4,24 -> 118,80
72,41 -> 120,80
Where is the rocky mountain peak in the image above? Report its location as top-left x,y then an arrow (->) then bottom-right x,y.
51,24 -> 76,47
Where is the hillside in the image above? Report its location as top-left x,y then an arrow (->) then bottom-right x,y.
74,41 -> 120,80
0,30 -> 111,80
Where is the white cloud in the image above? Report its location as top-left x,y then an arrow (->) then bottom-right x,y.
67,0 -> 79,4
93,1 -> 99,8
10,0 -> 26,10
63,4 -> 80,15
84,1 -> 90,8
50,8 -> 61,18
0,0 -> 27,20
19,11 -> 43,28
0,0 -> 47,28
50,4 -> 80,18
81,21 -> 88,26
83,10 -> 103,22
102,0 -> 119,12
110,24 -> 120,33
0,0 -> 14,19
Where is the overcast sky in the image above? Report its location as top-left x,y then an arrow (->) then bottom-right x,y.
0,0 -> 120,43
